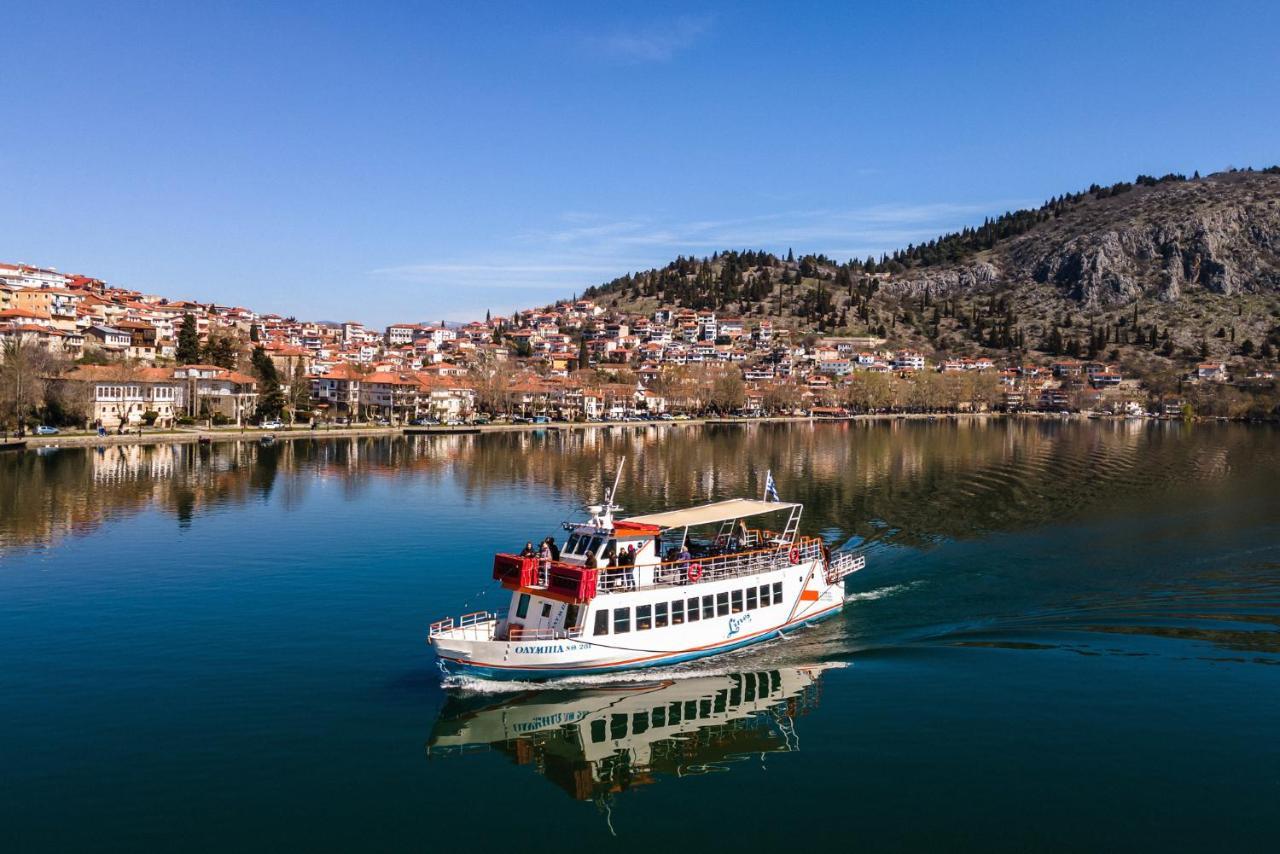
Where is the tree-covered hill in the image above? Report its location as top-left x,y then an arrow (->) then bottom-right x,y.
577,167 -> 1280,373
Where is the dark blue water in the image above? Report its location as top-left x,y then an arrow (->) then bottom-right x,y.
2,421 -> 1277,852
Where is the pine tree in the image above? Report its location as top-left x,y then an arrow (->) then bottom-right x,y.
251,346 -> 285,421
177,313 -> 201,364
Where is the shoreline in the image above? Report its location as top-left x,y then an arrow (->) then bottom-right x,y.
13,413 -> 976,449
9,410 -> 1255,451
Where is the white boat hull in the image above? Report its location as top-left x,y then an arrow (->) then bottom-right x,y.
431,560 -> 847,679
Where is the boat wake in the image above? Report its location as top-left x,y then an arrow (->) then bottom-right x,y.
845,580 -> 924,602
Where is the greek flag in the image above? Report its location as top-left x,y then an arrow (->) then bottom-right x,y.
764,470 -> 780,502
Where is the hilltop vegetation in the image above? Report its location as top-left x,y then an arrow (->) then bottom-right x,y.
581,168 -> 1280,380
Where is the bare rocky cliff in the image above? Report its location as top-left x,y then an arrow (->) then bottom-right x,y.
894,171 -> 1280,309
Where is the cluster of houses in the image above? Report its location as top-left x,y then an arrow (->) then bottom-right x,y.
5,260 -> 1257,430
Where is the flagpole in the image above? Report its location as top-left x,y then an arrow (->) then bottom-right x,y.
763,469 -> 770,502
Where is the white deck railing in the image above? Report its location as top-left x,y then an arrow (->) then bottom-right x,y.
429,610 -> 498,639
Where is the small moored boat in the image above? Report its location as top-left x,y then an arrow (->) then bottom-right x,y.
428,469 -> 864,680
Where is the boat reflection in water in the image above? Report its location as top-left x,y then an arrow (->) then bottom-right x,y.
427,665 -> 831,823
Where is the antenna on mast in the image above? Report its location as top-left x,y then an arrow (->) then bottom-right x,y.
593,457 -> 626,527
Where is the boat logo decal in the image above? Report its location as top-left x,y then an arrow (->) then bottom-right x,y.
727,613 -> 752,637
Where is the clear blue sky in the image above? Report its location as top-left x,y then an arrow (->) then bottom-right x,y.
3,1 -> 1277,326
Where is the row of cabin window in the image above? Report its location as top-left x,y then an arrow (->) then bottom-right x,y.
588,671 -> 784,743
595,581 -> 784,635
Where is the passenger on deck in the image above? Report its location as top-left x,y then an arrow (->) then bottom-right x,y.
539,540 -> 552,567
520,542 -> 536,558
543,536 -> 561,562
624,544 -> 638,589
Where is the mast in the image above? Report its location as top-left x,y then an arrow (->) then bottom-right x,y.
591,457 -> 626,527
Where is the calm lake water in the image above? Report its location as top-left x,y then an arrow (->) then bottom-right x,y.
2,420 -> 1278,852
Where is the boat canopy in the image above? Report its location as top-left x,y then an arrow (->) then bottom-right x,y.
623,498 -> 800,530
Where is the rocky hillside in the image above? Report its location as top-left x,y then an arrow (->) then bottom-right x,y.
905,168 -> 1280,307
578,168 -> 1280,373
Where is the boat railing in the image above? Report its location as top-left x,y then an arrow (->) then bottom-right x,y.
597,537 -> 825,594
429,610 -> 498,639
825,551 -> 866,584
506,624 -> 585,641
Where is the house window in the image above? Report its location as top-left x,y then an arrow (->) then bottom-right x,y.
671,600 -> 684,625
613,607 -> 631,634
635,605 -> 652,631
731,590 -> 743,614
773,581 -> 783,602
746,587 -> 758,610
686,598 -> 700,622
716,592 -> 729,617
515,593 -> 531,619
655,602 -> 668,628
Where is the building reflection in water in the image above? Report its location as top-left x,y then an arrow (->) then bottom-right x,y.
427,665 -> 831,827
3,421 -> 1273,554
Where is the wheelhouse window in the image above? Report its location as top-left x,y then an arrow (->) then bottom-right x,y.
687,598 -> 700,621
716,592 -> 729,617
565,533 -> 583,554
671,600 -> 684,625
731,590 -> 743,614
613,607 -> 631,634
746,587 -> 758,610
655,602 -> 668,628
516,593 -> 531,619
593,610 -> 609,636
636,605 -> 652,631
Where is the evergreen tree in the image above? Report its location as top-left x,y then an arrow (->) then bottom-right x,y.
177,313 -> 201,364
203,334 -> 239,369
251,346 -> 285,421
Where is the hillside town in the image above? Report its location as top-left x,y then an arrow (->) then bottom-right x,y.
1,260 -> 1274,434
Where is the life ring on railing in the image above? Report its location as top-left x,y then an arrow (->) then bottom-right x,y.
789,547 -> 801,565
687,563 -> 703,583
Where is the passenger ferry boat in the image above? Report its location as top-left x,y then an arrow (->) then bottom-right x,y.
428,474 -> 864,680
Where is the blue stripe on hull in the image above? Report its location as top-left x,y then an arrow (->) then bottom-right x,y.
440,605 -> 842,681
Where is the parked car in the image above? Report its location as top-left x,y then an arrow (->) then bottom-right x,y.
530,415 -> 551,424
443,418 -> 465,426
259,419 -> 283,430
34,425 -> 60,435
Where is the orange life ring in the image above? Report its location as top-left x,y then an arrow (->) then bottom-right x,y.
789,547 -> 800,565
687,563 -> 703,583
